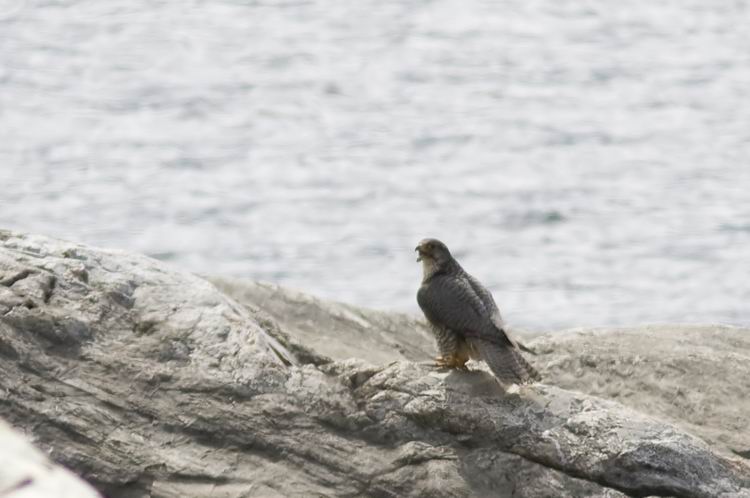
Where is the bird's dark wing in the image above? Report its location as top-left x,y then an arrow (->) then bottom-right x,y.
417,274 -> 513,347
464,272 -> 508,333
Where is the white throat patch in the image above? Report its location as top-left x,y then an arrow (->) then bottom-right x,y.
421,257 -> 440,281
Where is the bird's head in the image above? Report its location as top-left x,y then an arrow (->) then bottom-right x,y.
415,238 -> 453,267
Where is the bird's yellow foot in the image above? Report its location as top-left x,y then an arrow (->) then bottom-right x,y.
434,355 -> 469,370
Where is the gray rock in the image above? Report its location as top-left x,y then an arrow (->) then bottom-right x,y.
1,230 -> 749,498
208,277 -> 436,364
530,325 -> 750,459
0,419 -> 100,498
216,277 -> 750,461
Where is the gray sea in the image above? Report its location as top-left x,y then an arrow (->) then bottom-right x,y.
1,0 -> 749,330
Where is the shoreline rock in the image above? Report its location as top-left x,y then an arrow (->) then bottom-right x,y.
532,325 -> 750,459
1,230 -> 748,497
0,419 -> 101,498
213,276 -> 750,460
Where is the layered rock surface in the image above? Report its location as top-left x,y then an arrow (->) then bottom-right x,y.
1,231 -> 748,498
212,278 -> 750,460
0,419 -> 100,498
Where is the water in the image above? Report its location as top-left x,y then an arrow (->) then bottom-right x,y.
1,0 -> 749,330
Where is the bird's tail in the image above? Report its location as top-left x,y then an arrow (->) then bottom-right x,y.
474,339 -> 541,385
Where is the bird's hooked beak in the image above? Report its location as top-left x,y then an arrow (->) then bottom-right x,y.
415,245 -> 426,262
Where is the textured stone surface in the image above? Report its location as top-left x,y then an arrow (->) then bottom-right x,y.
208,277 -> 436,364
0,419 -> 100,498
1,230 -> 749,498
531,325 -> 750,459
216,277 -> 750,460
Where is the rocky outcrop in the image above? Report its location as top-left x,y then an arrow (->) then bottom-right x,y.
208,277 -> 436,364
0,419 -> 100,498
1,230 -> 749,498
531,326 -> 750,459
213,278 -> 750,460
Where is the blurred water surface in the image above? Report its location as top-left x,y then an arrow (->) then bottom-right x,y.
1,0 -> 749,330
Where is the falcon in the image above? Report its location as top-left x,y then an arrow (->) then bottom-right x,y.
415,238 -> 540,385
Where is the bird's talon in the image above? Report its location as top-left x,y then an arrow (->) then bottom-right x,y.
433,355 -> 469,370
433,356 -> 452,369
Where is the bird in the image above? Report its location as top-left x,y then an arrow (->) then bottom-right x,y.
415,238 -> 540,385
